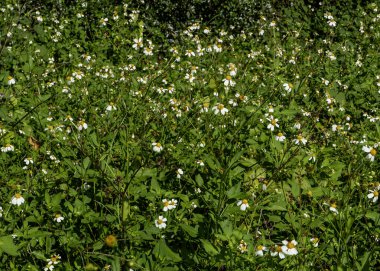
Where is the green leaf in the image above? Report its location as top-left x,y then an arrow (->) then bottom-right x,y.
226,182 -> 241,199
0,236 -> 19,256
180,224 -> 198,238
153,239 -> 182,262
201,239 -> 219,256
83,157 -> 91,170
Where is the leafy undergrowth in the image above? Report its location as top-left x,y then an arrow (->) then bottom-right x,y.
0,0 -> 380,270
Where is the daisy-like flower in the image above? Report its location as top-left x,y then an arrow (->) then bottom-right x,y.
368,189 -> 379,203
255,245 -> 267,256
132,38 -> 143,50
7,76 -> 16,85
238,240 -> 248,253
152,142 -> 163,153
106,102 -> 117,111
162,199 -> 171,212
168,199 -> 178,210
293,134 -> 307,145
155,216 -> 167,229
47,254 -> 61,266
222,75 -> 235,87
78,120 -> 88,131
267,115 -> 279,131
237,199 -> 249,211
212,103 -> 228,115
275,132 -> 286,142
362,145 -> 376,162
53,214 -> 64,223
281,240 -> 298,255
329,202 -> 339,214
270,245 -> 286,259
1,143 -> 14,152
176,168 -> 183,178
24,157 -> 34,165
310,237 -> 319,247
99,18 -> 108,26
283,83 -> 293,93
185,50 -> 195,57
11,193 -> 25,206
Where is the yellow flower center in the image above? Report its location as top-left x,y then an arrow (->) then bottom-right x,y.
271,119 -> 277,125
276,245 -> 282,252
287,242 -> 295,249
55,214 -> 61,218
374,191 -> 379,197
242,199 -> 248,205
257,245 -> 264,251
331,203 -> 337,208
15,193 -> 22,199
157,219 -> 163,224
7,76 -> 13,80
163,201 -> 169,207
297,135 -> 303,140
277,132 -> 283,137
217,104 -> 224,110
51,255 -> 59,263
203,102 -> 209,108
156,143 -> 161,147
370,148 -> 377,156
312,238 -> 319,244
226,75 -> 232,81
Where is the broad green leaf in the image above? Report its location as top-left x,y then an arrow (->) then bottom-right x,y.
180,224 -> 198,238
201,239 -> 219,256
153,240 -> 182,262
0,236 -> 19,256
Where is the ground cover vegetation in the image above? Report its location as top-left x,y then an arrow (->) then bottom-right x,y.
0,0 -> 380,270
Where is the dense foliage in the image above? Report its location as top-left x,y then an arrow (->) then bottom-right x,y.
1,0 -> 380,270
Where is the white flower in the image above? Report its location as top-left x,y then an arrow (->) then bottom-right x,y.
106,103 -> 117,111
152,142 -> 163,153
11,193 -> 25,206
155,216 -> 167,229
24,157 -> 34,165
0,206 -> 3,217
185,50 -> 195,57
78,120 -> 88,131
238,240 -> 248,253
47,254 -> 61,265
275,132 -> 286,142
212,104 -> 228,115
255,245 -> 267,256
293,134 -> 307,145
362,146 -> 376,161
99,18 -> 108,26
176,168 -> 183,178
310,237 -> 319,247
368,189 -> 379,203
329,203 -> 339,214
283,83 -> 293,93
271,245 -> 286,259
267,115 -> 279,131
222,75 -> 235,87
7,76 -> 16,85
281,240 -> 298,255
132,38 -> 143,50
293,123 -> 301,130
53,214 -> 64,223
1,144 -> 15,152
237,199 -> 249,211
